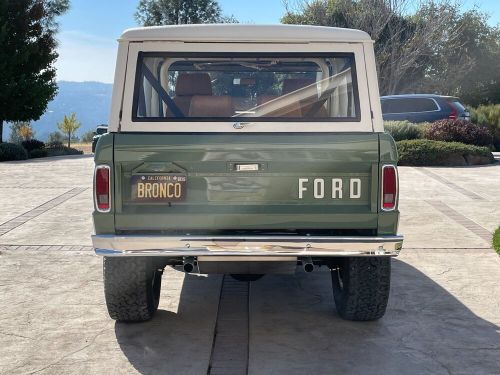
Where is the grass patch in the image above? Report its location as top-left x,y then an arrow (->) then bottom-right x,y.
493,227 -> 500,255
397,139 -> 494,166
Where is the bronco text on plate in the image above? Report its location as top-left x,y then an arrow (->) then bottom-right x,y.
298,178 -> 362,199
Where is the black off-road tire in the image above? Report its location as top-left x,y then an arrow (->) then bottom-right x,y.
230,274 -> 265,282
331,257 -> 391,321
103,257 -> 163,322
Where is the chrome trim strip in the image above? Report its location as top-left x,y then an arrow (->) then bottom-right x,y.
92,234 -> 403,257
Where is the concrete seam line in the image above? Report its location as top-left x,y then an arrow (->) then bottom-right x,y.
207,274 -> 225,375
425,200 -> 492,244
208,275 -> 249,375
0,187 -> 87,236
417,168 -> 486,201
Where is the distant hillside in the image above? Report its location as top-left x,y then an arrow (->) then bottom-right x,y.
6,81 -> 113,141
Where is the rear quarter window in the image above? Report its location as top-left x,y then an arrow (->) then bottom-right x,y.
449,100 -> 466,112
382,98 -> 439,114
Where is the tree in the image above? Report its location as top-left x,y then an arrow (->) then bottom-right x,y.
9,122 -> 35,143
412,7 -> 500,106
47,131 -> 63,147
18,124 -> 35,141
0,0 -> 69,143
135,0 -> 236,26
281,0 -> 457,95
57,113 -> 81,148
81,130 -> 95,143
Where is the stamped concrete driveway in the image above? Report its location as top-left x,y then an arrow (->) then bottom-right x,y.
0,155 -> 499,375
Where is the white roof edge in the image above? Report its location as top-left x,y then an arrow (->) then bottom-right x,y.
120,24 -> 372,43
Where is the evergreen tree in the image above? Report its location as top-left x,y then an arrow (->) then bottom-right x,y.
0,0 -> 69,142
135,0 -> 236,26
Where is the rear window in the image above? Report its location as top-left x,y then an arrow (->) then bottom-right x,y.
133,53 -> 360,122
381,98 -> 439,114
448,99 -> 466,112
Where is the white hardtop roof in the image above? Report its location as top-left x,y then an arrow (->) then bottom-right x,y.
120,24 -> 372,43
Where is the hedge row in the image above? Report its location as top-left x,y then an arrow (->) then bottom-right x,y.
383,121 -> 425,141
0,141 -> 83,162
424,119 -> 493,146
470,104 -> 500,150
0,143 -> 28,161
397,140 -> 494,166
385,119 -> 494,147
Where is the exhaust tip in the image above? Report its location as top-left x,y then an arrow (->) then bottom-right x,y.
303,263 -> 314,273
183,262 -> 194,273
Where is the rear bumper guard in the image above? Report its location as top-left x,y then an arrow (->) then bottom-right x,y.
92,234 -> 403,257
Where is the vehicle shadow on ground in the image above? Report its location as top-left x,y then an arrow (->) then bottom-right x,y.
249,259 -> 500,375
115,260 -> 500,375
114,273 -> 222,375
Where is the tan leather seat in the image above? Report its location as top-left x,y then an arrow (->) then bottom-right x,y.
168,73 -> 213,116
189,95 -> 234,117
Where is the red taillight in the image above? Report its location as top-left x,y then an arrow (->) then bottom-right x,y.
447,102 -> 458,119
381,165 -> 397,211
95,165 -> 110,212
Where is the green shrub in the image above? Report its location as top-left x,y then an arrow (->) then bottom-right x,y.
470,104 -> 500,127
397,140 -> 494,166
0,142 -> 29,161
47,140 -> 64,149
29,149 -> 48,159
22,139 -> 45,152
470,104 -> 500,150
493,227 -> 500,255
384,121 -> 422,141
46,146 -> 84,157
424,119 -> 493,146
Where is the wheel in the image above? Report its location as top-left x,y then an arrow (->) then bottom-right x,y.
103,257 -> 163,322
331,257 -> 391,321
230,274 -> 265,282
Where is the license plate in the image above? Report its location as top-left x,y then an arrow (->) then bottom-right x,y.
131,174 -> 187,202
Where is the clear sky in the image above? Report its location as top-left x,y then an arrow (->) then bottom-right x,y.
55,0 -> 500,83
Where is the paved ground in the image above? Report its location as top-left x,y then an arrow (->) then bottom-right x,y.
0,155 -> 499,375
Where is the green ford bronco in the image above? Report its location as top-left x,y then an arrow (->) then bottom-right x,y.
92,24 -> 403,322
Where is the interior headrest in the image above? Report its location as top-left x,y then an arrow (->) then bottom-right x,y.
282,78 -> 316,95
176,73 -> 213,96
189,95 -> 234,117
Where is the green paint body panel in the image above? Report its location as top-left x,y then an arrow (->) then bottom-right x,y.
93,132 -> 399,235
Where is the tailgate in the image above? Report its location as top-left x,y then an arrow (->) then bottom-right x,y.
113,133 -> 380,233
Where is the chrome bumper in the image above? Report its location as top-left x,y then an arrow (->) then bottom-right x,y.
92,234 -> 403,257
